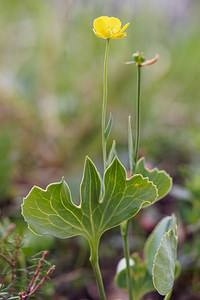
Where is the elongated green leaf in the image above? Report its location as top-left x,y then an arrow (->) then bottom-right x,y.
144,215 -> 176,274
22,157 -> 158,243
115,253 -> 154,300
153,227 -> 178,295
128,115 -> 134,175
136,157 -> 172,201
105,113 -> 113,142
106,140 -> 116,167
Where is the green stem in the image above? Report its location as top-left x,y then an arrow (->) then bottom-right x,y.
121,65 -> 142,300
164,289 -> 172,300
133,65 -> 141,174
102,38 -> 110,170
90,242 -> 106,300
121,221 -> 133,300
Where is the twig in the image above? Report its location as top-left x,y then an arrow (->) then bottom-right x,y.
26,250 -> 49,294
19,265 -> 55,299
10,237 -> 21,295
29,265 -> 56,295
0,253 -> 14,267
18,251 -> 56,300
7,250 -> 14,261
0,237 -> 21,295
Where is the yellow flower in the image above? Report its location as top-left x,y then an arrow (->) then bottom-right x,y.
93,16 -> 129,39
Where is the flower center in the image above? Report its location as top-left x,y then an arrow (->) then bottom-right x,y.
105,26 -> 115,38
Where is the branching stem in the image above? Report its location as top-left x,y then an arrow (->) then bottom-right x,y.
18,251 -> 55,300
0,253 -> 13,267
27,251 -> 49,294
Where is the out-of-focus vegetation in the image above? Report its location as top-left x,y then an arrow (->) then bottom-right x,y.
0,219 -> 55,299
0,0 -> 200,299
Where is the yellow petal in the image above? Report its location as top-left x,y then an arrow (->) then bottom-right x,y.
100,16 -> 110,25
93,16 -> 109,36
118,23 -> 130,34
93,16 -> 130,39
112,32 -> 127,39
108,17 -> 121,33
93,28 -> 106,39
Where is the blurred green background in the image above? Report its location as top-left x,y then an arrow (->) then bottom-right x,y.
0,0 -> 200,299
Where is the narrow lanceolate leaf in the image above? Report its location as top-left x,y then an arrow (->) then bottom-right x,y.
136,157 -> 172,201
115,253 -> 154,300
106,140 -> 116,167
22,157 -> 158,243
153,227 -> 178,295
128,116 -> 134,175
105,112 -> 113,142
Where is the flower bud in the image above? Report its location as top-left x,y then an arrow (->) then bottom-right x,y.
132,51 -> 146,65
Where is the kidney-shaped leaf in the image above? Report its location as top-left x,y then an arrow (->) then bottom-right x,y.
22,157 -> 158,243
136,157 -> 172,201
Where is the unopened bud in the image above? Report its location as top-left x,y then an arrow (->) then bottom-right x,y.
124,52 -> 159,67
132,51 -> 146,65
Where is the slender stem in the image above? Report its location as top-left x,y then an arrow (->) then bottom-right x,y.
164,289 -> 172,300
121,65 -> 142,300
121,221 -> 133,300
91,38 -> 110,299
102,38 -> 110,170
133,65 -> 141,174
90,242 -> 106,300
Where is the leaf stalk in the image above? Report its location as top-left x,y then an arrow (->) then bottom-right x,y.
89,242 -> 106,300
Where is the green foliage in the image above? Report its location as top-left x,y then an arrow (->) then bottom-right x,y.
136,157 -> 172,201
105,113 -> 113,143
0,219 -> 55,299
0,1 -> 199,180
128,116 -> 134,174
145,215 -> 178,296
1,0 -> 199,298
115,253 -> 154,300
144,215 -> 177,274
22,157 -> 158,245
22,231 -> 54,256
106,140 -> 116,167
116,215 -> 179,299
153,227 -> 178,295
